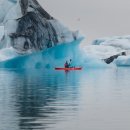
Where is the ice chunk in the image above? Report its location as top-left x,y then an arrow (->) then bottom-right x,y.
101,39 -> 130,50
0,47 -> 18,61
80,44 -> 124,59
115,56 -> 130,66
92,36 -> 130,50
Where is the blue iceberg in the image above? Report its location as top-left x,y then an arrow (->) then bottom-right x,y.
0,0 -> 83,69
0,38 -> 83,69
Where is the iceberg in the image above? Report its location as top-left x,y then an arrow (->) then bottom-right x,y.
92,36 -> 130,53
0,38 -> 83,69
115,56 -> 130,66
0,0 -> 83,69
1,0 -> 130,69
86,36 -> 130,66
0,0 -> 80,53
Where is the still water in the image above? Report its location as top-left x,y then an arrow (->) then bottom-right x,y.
0,67 -> 130,130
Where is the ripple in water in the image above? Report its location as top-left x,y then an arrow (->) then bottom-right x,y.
0,68 -> 130,130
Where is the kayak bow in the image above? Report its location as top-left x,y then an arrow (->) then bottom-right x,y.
55,67 -> 82,71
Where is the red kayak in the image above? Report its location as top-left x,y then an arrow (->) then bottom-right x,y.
55,67 -> 82,71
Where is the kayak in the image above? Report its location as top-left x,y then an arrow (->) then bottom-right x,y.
55,67 -> 82,71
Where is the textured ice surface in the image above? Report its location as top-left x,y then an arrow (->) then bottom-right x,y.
0,38 -> 83,69
0,1 -> 130,68
0,0 -> 82,69
115,56 -> 130,66
92,36 -> 130,50
88,36 -> 130,66
0,0 -> 79,54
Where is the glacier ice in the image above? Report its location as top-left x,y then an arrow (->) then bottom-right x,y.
0,0 -> 80,53
0,37 -> 113,69
0,0 -> 130,68
0,47 -> 18,61
0,0 -> 16,23
87,36 -> 130,67
0,38 -> 83,69
115,56 -> 130,66
0,0 -> 83,69
92,36 -> 130,51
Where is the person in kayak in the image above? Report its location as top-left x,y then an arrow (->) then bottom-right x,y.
64,61 -> 69,68
69,59 -> 75,68
68,59 -> 74,68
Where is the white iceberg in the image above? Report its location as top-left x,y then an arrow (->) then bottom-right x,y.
82,35 -> 130,67
115,56 -> 130,66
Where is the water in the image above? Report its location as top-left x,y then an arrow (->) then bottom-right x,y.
0,67 -> 130,130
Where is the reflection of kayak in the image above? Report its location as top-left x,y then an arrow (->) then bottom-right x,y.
55,67 -> 82,71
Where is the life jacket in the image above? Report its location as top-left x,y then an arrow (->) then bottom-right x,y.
64,63 -> 68,68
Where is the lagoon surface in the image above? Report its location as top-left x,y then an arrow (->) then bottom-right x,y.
0,68 -> 130,130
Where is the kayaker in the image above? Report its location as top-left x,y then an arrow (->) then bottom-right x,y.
68,59 -> 72,68
64,61 -> 69,68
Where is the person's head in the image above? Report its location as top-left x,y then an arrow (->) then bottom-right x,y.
70,59 -> 72,62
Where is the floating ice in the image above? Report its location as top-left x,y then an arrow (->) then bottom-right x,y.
115,56 -> 130,66
92,36 -> 130,50
88,36 -> 130,67
0,0 -> 82,69
0,38 -> 83,69
0,0 -> 130,68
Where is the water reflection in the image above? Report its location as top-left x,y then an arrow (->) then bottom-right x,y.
0,69 -> 80,130
1,67 -> 130,130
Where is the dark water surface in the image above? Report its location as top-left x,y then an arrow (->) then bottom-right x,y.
0,68 -> 130,130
